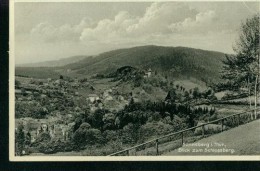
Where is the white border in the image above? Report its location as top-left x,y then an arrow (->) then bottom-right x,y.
11,0 -> 260,2
9,0 -> 260,161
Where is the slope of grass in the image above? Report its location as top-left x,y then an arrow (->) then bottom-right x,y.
15,67 -> 60,79
164,119 -> 260,155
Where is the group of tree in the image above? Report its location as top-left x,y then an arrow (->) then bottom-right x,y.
220,14 -> 259,119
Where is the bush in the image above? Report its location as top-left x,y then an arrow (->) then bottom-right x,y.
224,117 -> 237,128
102,130 -> 119,142
38,140 -> 76,154
147,112 -> 161,122
102,113 -> 116,130
85,128 -> 104,145
15,79 -> 21,87
138,121 -> 173,142
121,123 -> 139,144
73,122 -> 91,146
15,101 -> 49,119
88,109 -> 109,130
15,123 -> 25,155
142,84 -> 153,94
73,123 -> 104,147
171,115 -> 187,131
34,132 -> 51,144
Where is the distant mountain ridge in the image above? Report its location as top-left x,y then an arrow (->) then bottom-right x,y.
17,55 -> 88,67
61,45 -> 226,83
16,45 -> 227,84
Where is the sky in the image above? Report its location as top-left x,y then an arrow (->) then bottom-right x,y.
14,1 -> 259,64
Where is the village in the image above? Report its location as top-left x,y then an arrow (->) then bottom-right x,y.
15,68 -> 155,154
15,65 -> 232,156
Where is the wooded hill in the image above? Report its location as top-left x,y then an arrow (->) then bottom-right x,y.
16,45 -> 227,84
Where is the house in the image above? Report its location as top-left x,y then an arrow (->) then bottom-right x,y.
104,95 -> 113,101
147,68 -> 152,77
103,89 -> 112,98
15,89 -> 22,94
144,68 -> 152,78
47,78 -> 52,82
54,79 -> 61,86
87,94 -> 100,103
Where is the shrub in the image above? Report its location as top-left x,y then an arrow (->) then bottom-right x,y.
38,140 -> 76,154
15,123 -> 25,155
88,109 -> 108,130
138,121 -> 173,142
15,101 -> 49,119
171,115 -> 187,131
85,128 -> 104,145
102,130 -> 119,142
15,79 -> 21,87
147,112 -> 161,122
73,123 -> 104,147
142,84 -> 153,94
72,122 -> 91,146
121,123 -> 139,144
102,113 -> 116,130
35,132 -> 51,144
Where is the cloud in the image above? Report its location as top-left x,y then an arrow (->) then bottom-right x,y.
30,17 -> 94,42
169,10 -> 217,34
80,11 -> 138,44
29,2 -> 231,46
80,2 -> 200,44
126,2 -> 197,35
18,2 -> 256,64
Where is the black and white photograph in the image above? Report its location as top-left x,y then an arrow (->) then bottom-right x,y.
10,0 -> 260,161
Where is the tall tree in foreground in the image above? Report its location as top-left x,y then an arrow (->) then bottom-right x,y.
221,14 -> 259,119
16,123 -> 25,155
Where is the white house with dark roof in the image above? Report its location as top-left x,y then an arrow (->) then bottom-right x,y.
87,94 -> 100,103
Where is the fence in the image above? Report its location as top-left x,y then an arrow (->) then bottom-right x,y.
108,108 -> 260,156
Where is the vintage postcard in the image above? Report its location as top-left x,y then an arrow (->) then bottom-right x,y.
9,0 -> 260,161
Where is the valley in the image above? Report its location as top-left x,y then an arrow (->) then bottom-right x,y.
14,45 -> 257,156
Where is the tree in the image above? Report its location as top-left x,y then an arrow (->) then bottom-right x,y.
221,14 -> 259,119
21,88 -> 26,96
15,79 -> 21,87
35,132 -> 51,144
165,89 -> 177,102
24,132 -> 31,145
193,87 -> 200,99
15,123 -> 25,155
89,109 -> 108,130
72,122 -> 104,147
102,113 -> 116,130
184,91 -> 190,100
73,117 -> 83,132
121,123 -> 139,144
72,122 -> 91,147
